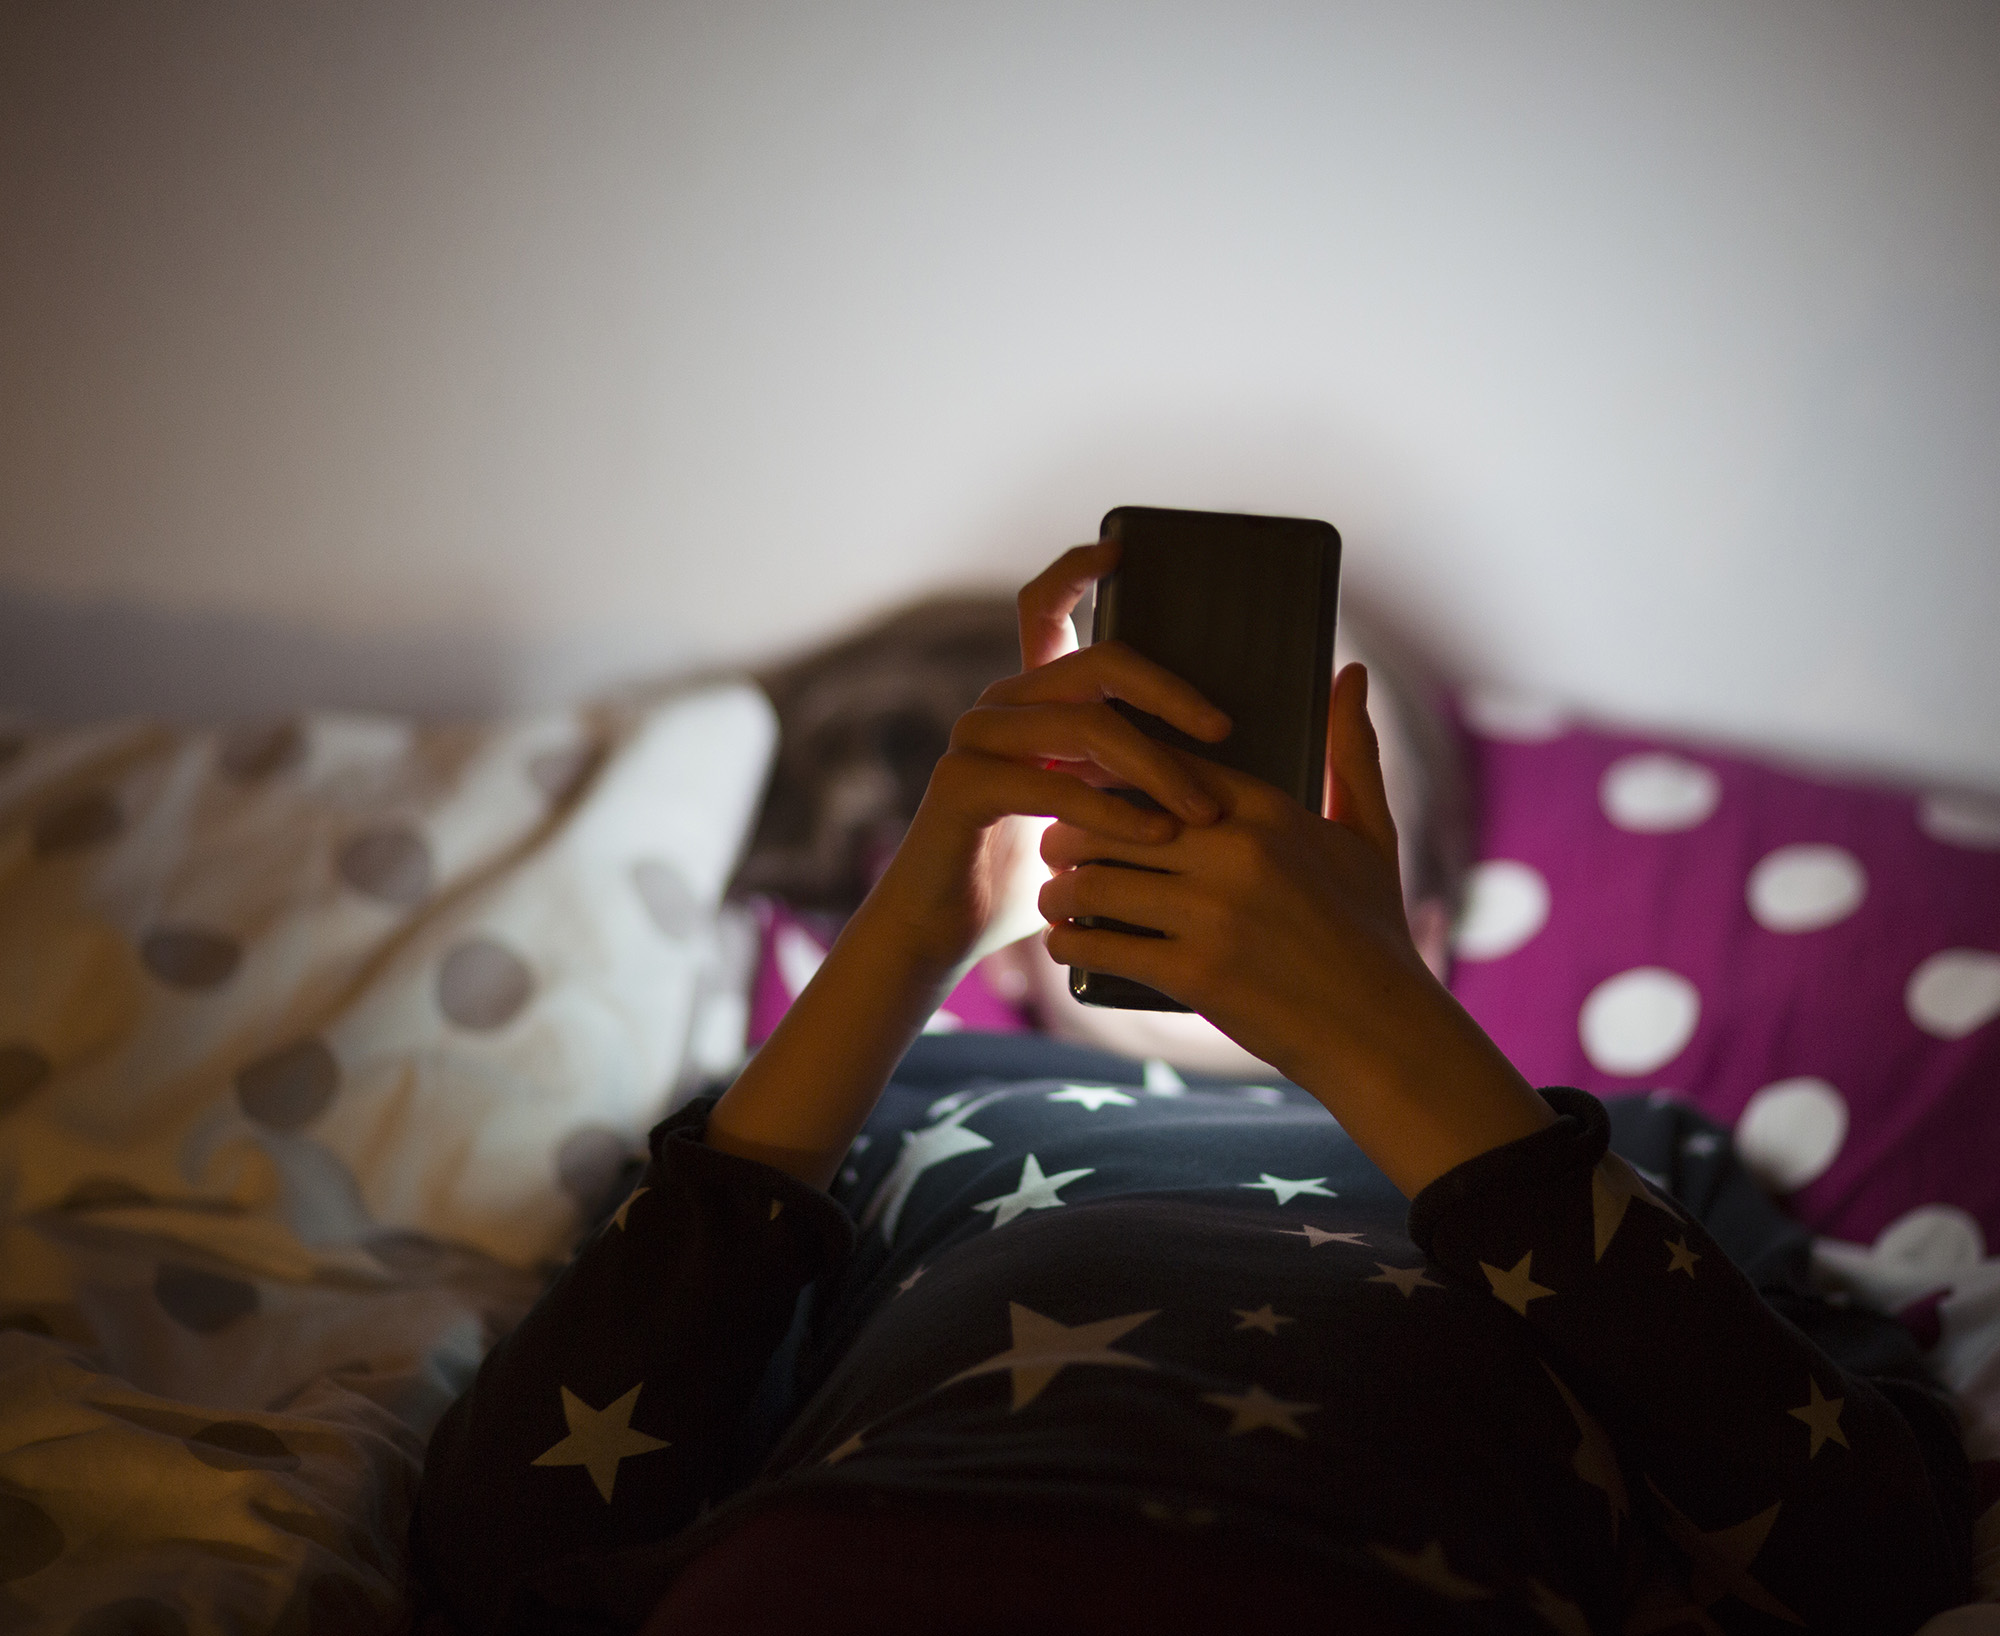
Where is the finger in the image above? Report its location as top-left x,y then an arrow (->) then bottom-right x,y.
1038,859 -> 1186,931
1018,541 -> 1118,670
984,640 -> 1231,745
940,753 -> 1180,845
951,702 -> 1220,824
1325,663 -> 1400,876
1035,743 -> 1289,869
1041,817 -> 1179,874
1041,919 -> 1186,997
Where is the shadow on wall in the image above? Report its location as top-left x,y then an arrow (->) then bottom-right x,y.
0,589 -> 534,722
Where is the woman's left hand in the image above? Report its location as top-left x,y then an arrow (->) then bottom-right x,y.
1037,662 -> 1553,1196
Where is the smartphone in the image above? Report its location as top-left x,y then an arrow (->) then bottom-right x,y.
1069,506 -> 1342,1011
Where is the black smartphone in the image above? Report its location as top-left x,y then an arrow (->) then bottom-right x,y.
1069,505 -> 1342,1011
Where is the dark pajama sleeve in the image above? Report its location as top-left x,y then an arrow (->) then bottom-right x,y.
409,1099 -> 854,1636
1410,1087 -> 1972,1633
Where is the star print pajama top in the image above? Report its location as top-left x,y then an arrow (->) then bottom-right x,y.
411,1032 -> 1974,1634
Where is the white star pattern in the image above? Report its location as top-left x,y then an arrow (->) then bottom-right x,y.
946,1302 -> 1157,1409
1591,1152 -> 1681,1261
1048,1085 -> 1138,1112
1787,1377 -> 1848,1458
1481,1252 -> 1556,1316
1541,1363 -> 1629,1539
1202,1383 -> 1319,1438
607,1186 -> 648,1232
1241,1174 -> 1337,1205
861,1090 -> 1009,1242
1232,1304 -> 1294,1335
1275,1225 -> 1367,1248
1367,1539 -> 1491,1600
1644,1481 -> 1800,1624
972,1154 -> 1095,1229
1526,1578 -> 1592,1636
530,1383 -> 670,1502
1367,1263 -> 1442,1297
1143,1058 -> 1187,1095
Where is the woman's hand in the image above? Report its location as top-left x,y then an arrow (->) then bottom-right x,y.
1037,662 -> 1552,1197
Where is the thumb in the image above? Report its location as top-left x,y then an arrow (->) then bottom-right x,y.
1325,663 -> 1402,878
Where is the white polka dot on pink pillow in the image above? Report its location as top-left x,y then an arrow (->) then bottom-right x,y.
1452,861 -> 1550,962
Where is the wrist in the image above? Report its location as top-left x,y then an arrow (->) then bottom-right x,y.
1284,973 -> 1554,1199
847,865 -> 978,987
858,805 -> 998,976
707,886 -> 960,1191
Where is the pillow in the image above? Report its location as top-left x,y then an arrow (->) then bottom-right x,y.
1446,691 -> 2000,1259
0,682 -> 774,1273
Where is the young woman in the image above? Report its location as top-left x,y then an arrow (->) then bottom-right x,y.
412,544 -> 1973,1634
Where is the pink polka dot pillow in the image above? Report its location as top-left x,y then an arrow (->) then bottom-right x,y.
1446,695 -> 2000,1256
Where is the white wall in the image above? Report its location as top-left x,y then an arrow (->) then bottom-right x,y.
4,1 -> 1997,782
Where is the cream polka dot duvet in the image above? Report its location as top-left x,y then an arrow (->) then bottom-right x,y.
0,683 -> 772,1633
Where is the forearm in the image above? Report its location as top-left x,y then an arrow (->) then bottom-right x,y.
707,886 -> 958,1189
1282,973 -> 1555,1199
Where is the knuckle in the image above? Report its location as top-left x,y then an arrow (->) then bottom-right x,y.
949,705 -> 996,749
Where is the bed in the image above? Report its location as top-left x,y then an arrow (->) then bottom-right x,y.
0,678 -> 1995,1632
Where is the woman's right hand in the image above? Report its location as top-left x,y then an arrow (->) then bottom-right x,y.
864,541 -> 1233,975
